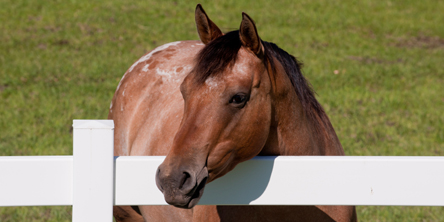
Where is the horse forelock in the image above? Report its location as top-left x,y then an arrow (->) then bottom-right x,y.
192,31 -> 242,84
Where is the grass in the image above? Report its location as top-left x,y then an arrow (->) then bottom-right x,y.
1,0 -> 443,221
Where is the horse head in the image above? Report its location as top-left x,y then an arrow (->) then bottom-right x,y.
155,4 -> 275,208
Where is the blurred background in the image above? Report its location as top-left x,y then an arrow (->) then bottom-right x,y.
1,0 -> 443,221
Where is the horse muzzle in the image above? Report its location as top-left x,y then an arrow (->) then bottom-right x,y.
156,164 -> 209,209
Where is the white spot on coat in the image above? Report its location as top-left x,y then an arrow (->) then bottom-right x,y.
142,64 -> 150,72
205,77 -> 218,90
114,41 -> 182,94
156,65 -> 192,82
128,41 -> 182,73
156,68 -> 172,77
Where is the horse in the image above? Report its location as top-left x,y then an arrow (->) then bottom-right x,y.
109,4 -> 357,222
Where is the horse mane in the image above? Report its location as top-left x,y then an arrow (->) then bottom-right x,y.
191,30 -> 330,135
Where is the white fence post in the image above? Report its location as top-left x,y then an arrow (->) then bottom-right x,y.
72,120 -> 114,222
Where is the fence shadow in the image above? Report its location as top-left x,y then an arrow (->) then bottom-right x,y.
198,156 -> 276,205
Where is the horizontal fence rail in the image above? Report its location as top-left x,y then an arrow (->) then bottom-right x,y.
0,156 -> 73,206
0,120 -> 443,221
2,156 -> 444,207
115,156 -> 444,206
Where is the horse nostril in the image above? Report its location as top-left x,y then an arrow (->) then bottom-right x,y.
156,167 -> 165,192
179,172 -> 191,189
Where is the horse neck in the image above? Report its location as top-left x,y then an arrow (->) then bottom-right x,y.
260,68 -> 344,156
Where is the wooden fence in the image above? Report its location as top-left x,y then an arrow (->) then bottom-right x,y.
0,120 -> 443,221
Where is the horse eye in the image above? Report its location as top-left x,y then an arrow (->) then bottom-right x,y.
229,94 -> 248,105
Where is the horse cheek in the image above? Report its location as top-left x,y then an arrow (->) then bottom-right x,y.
240,100 -> 271,159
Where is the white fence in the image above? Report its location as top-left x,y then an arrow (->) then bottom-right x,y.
0,120 -> 443,221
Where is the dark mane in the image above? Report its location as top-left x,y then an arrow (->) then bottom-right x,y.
192,30 -> 330,134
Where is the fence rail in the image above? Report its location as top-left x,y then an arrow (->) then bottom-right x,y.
0,120 -> 443,222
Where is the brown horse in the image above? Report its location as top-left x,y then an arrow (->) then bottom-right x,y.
109,4 -> 357,222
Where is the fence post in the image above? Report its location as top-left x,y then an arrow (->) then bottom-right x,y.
72,120 -> 114,222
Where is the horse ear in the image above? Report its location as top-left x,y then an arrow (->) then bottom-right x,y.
239,12 -> 263,57
195,4 -> 223,44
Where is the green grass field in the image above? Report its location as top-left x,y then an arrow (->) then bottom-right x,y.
1,0 -> 443,221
